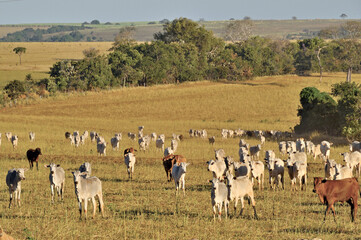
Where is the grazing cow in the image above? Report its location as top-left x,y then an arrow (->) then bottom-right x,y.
324,158 -> 337,180
350,141 -> 361,152
226,172 -> 258,219
265,158 -> 285,190
313,144 -> 322,160
45,163 -> 65,203
341,152 -> 361,177
73,131 -> 80,147
305,141 -> 315,155
313,177 -> 359,222
96,137 -> 106,156
6,168 -> 27,208
164,147 -> 174,157
335,164 -> 353,180
123,147 -> 137,157
162,154 -> 187,182
26,148 -> 42,170
90,131 -> 98,142
279,141 -> 287,155
128,132 -> 137,141
215,149 -> 226,161
10,135 -> 18,149
249,160 -> 265,190
320,141 -> 332,159
208,136 -> 215,145
227,130 -> 234,138
79,162 -> 91,177
72,171 -> 104,220
5,132 -> 12,141
124,153 -> 136,180
0,227 -> 15,240
156,137 -> 165,152
150,132 -> 157,141
265,150 -> 276,161
29,132 -> 35,142
171,139 -> 178,152
111,134 -> 121,151
207,159 -> 227,180
286,160 -> 307,191
172,162 -> 190,196
249,145 -> 261,160
209,178 -> 229,220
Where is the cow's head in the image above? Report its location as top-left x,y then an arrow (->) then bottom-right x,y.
313,177 -> 324,193
45,163 -> 60,174
16,168 -> 27,180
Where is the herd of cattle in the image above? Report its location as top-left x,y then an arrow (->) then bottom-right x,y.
2,127 -> 361,223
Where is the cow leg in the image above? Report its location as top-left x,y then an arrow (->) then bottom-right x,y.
213,204 -> 217,221
218,202 -> 223,220
78,201 -> 82,219
330,204 -> 337,222
224,202 -> 228,219
17,189 -> 21,207
91,197 -> 96,218
84,199 -> 88,220
28,161 -> 32,170
60,183 -> 64,201
182,178 -> 186,196
239,197 -> 245,217
347,199 -> 356,222
51,184 -> 54,203
8,190 -> 13,209
98,193 -> 105,217
36,161 -> 39,171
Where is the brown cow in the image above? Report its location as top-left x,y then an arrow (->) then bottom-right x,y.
26,148 -> 42,171
123,147 -> 137,157
162,154 -> 187,182
313,177 -> 360,222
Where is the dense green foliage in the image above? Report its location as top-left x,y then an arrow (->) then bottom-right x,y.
295,83 -> 361,138
295,87 -> 338,135
0,26 -> 89,42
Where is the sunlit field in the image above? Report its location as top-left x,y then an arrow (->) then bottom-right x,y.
1,41 -> 361,239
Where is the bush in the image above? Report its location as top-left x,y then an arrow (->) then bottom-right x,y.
3,80 -> 26,100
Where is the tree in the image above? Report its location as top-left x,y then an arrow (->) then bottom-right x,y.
340,13 -> 348,19
224,19 -> 254,42
341,21 -> 361,39
111,26 -> 136,50
13,47 -> 26,65
83,48 -> 100,59
319,26 -> 340,39
4,80 -> 25,100
90,19 -> 100,25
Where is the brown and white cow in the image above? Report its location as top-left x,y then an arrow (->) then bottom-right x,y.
162,154 -> 187,182
313,177 -> 360,222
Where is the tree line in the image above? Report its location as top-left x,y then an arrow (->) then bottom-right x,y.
2,18 -> 361,105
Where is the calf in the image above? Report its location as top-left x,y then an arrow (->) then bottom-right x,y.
313,177 -> 359,222
324,158 -> 337,180
249,145 -> 261,160
6,168 -> 27,208
45,163 -> 65,203
29,132 -> 35,142
26,148 -> 42,170
172,162 -> 190,196
226,172 -> 258,219
162,154 -> 186,182
209,178 -> 229,221
208,136 -> 215,145
72,171 -> 105,220
124,153 -> 136,180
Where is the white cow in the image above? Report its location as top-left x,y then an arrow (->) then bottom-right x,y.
215,149 -> 226,161
172,162 -> 190,196
124,153 -> 136,179
11,135 -> 18,149
164,147 -> 174,157
111,134 -> 122,151
335,164 -> 353,180
265,158 -> 284,190
29,132 -> 35,142
6,168 -> 27,208
249,145 -> 261,160
249,160 -> 265,190
171,139 -> 178,152
324,158 -> 337,180
279,141 -> 287,155
341,152 -> 361,177
5,132 -> 12,141
72,171 -> 104,220
226,172 -> 258,219
156,137 -> 165,151
207,159 -> 227,180
45,163 -> 65,203
150,132 -> 157,141
320,141 -> 332,159
96,137 -> 106,156
209,178 -> 229,220
296,138 -> 306,152
350,141 -> 361,152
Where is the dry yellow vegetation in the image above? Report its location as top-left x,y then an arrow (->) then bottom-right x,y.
0,42 -> 360,239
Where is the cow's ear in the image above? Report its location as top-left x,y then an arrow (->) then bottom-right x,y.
44,165 -> 49,168
208,179 -> 212,183
57,164 -> 60,167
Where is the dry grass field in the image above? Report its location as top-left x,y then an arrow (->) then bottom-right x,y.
1,41 -> 361,239
0,68 -> 361,239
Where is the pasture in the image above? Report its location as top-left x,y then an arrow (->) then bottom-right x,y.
0,71 -> 361,239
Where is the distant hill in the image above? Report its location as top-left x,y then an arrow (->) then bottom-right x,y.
0,19 -> 359,42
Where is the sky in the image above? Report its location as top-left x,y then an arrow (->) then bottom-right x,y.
0,0 -> 360,24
